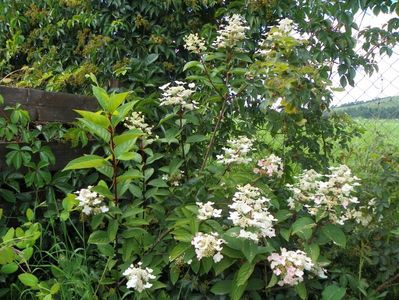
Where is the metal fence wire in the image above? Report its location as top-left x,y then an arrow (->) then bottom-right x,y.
332,14 -> 399,149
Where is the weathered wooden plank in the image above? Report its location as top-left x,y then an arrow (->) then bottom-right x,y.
0,142 -> 87,171
0,86 -> 97,123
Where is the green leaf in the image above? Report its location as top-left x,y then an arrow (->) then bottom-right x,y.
291,217 -> 315,240
145,53 -> 159,65
213,257 -> 235,276
321,285 -> 346,300
241,239 -> 258,263
78,118 -> 111,142
236,262 -> 254,286
1,263 -> 18,274
97,244 -> 115,257
230,274 -> 247,300
0,247 -> 14,264
321,224 -> 346,248
114,131 -> 143,146
92,85 -> 110,111
148,178 -> 169,188
169,243 -> 191,261
170,265 -> 180,285
186,135 -> 208,143
0,94 -> 4,105
88,230 -> 110,245
63,155 -> 107,171
183,61 -> 204,72
18,273 -> 39,288
296,282 -> 307,300
109,92 -> 130,113
26,208 -> 34,221
75,110 -> 110,128
107,220 -> 119,241
111,101 -> 137,127
211,280 -> 232,295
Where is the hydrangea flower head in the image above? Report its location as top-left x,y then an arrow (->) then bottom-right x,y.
253,154 -> 284,177
216,136 -> 253,165
228,184 -> 277,242
268,248 -> 326,286
123,262 -> 156,292
75,186 -> 109,216
196,201 -> 222,220
191,232 -> 225,263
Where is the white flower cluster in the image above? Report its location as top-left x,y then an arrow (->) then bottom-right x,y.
159,81 -> 198,111
124,111 -> 153,135
287,165 -> 362,225
268,248 -> 326,286
196,201 -> 222,220
162,170 -> 184,187
216,136 -> 253,165
213,14 -> 249,48
228,184 -> 277,242
123,262 -> 156,293
75,186 -> 109,216
277,18 -> 294,33
184,33 -> 206,54
191,232 -> 225,263
253,154 -> 284,177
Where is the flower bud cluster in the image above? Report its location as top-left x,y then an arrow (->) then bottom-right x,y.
196,201 -> 222,220
213,14 -> 249,48
75,186 -> 109,216
228,184 -> 277,242
268,248 -> 326,286
286,165 -> 361,224
123,262 -> 156,292
159,81 -> 198,111
184,33 -> 206,54
191,232 -> 225,263
253,154 -> 284,177
216,136 -> 253,165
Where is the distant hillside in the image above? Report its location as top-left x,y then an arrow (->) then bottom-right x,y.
334,96 -> 399,119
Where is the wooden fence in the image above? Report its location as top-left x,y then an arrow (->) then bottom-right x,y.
0,86 -> 97,171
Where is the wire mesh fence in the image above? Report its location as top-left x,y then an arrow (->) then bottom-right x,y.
332,45 -> 399,151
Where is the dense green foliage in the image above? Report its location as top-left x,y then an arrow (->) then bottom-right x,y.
1,0 -> 399,93
335,97 -> 399,119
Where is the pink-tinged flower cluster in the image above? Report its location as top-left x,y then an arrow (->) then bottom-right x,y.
286,165 -> 362,225
228,184 -> 277,242
253,154 -> 284,177
268,248 -> 326,286
191,232 -> 225,263
216,136 -> 253,165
